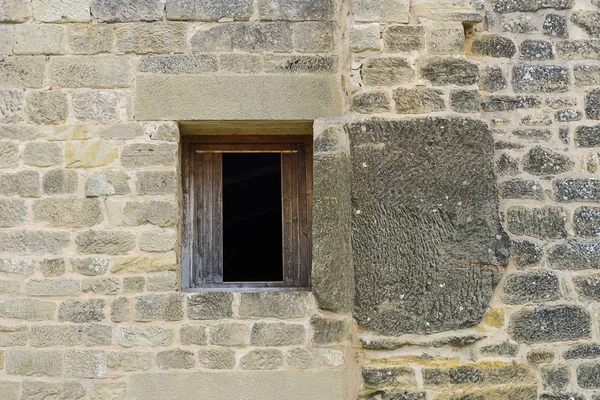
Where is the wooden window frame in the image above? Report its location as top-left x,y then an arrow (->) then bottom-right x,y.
182,135 -> 313,291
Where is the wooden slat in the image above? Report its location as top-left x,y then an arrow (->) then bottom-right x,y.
290,151 -> 300,283
181,142 -> 191,289
297,145 -> 310,287
212,152 -> 223,283
281,153 -> 293,283
193,152 -> 205,286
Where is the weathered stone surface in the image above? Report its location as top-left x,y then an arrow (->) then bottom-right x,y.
352,91 -> 391,113
22,381 -> 86,400
507,206 -> 567,239
140,230 -> 177,252
218,53 -> 262,73
85,170 -> 130,197
71,257 -> 108,276
419,58 -> 479,86
470,35 -> 516,58
482,95 -> 540,111
123,277 -> 145,293
26,91 -> 68,125
111,254 -> 176,273
138,54 -> 218,74
72,91 -> 127,123
83,277 -> 120,295
259,0 -> 334,21
294,22 -> 334,52
240,349 -> 284,370
90,382 -> 127,400
571,11 -> 600,37
0,198 -> 26,227
49,56 -> 131,88
555,108 -> 582,122
520,40 -> 554,60
250,323 -> 305,346
587,90 -> 600,120
575,207 -> 600,237
134,293 -> 184,321
0,90 -> 24,123
33,199 -> 102,228
479,341 -> 519,357
0,259 -> 35,274
198,348 -> 235,369
350,0 -> 409,22
76,230 -> 135,255
167,0 -> 253,20
542,365 -> 569,390
107,351 -> 152,370
522,147 -> 573,175
348,118 -> 508,335
180,325 -> 207,345
264,55 -> 335,73
190,23 -> 293,52
136,171 -> 177,195
96,123 -> 144,140
91,0 -> 163,22
238,292 -> 308,318
450,90 -> 480,113
43,169 -> 77,194
59,299 -> 105,323
527,348 -> 555,364
0,382 -> 18,400
548,241 -> 600,270
427,24 -> 465,55
311,317 -> 347,345
493,0 -> 574,13
503,271 -> 560,304
0,0 -> 29,22
499,180 -> 544,200
25,278 -> 80,297
65,350 -> 107,378
361,57 -> 414,86
502,15 -> 536,33
0,325 -> 27,347
0,230 -> 69,255
511,239 -> 543,269
557,40 -> 600,60
116,326 -> 173,347
0,25 -> 13,54
14,24 -> 66,55
512,65 -> 569,93
363,365 -> 415,386
22,142 -> 63,167
0,298 -> 56,321
393,88 -> 445,114
287,348 -> 312,369
509,305 -> 590,343
110,297 -> 130,322
575,65 -> 600,87
30,324 -> 109,347
121,143 -> 177,167
0,280 -> 20,295
544,14 -> 568,38
33,0 -> 90,22
565,343 -> 600,359
123,201 -> 178,227
147,272 -> 177,292
210,323 -> 251,346
0,57 -> 45,89
157,349 -> 195,369
52,125 -> 90,141
574,274 -> 600,302
383,25 -> 424,52
6,350 -> 62,376
68,23 -> 113,54
578,363 -> 600,388
555,178 -> 600,202
67,139 -> 118,168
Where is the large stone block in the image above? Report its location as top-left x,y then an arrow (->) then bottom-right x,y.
33,199 -> 103,228
0,90 -> 24,123
66,139 -> 118,168
250,323 -> 306,346
138,54 -> 218,74
21,381 -> 86,400
14,24 -> 66,55
59,299 -> 105,323
72,90 -> 128,123
85,169 -> 130,197
65,350 -> 107,378
0,199 -> 26,227
0,299 -> 56,321
0,57 -> 45,88
258,0 -> 334,20
238,292 -> 309,318
347,118 -> 508,335
43,169 -> 78,194
361,57 -> 414,86
510,305 -> 590,343
0,325 -> 28,347
187,292 -> 233,319
136,171 -> 177,195
0,0 -> 29,22
121,143 -> 177,167
116,326 -> 174,347
503,271 -> 560,304
190,23 -> 293,52
6,350 -> 63,376
419,58 -> 479,86
76,230 -> 135,255
156,349 -> 195,369
22,142 -> 63,167
0,231 -> 69,255
210,323 -> 251,346
135,74 -> 341,120
25,278 -> 81,296
294,22 -> 334,52
115,22 -> 186,54
167,0 -> 253,20
91,0 -> 164,22
198,348 -> 235,369
506,206 -> 567,239
26,91 -> 68,125
107,351 -> 152,371
33,0 -> 91,22
134,293 -> 184,321
49,56 -> 131,88
68,23 -> 113,54
240,349 -> 283,370
350,0 -> 409,22
0,382 -> 19,400
512,65 -> 570,93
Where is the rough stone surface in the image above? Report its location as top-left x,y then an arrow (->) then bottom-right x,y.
520,40 -> 554,60
72,91 -> 126,123
506,206 -> 567,239
33,199 -> 102,228
68,23 -> 113,54
210,323 -> 251,346
14,24 -> 66,55
85,170 -> 130,197
116,326 -> 174,347
493,0 -> 574,13
134,293 -> 184,322
522,146 -> 574,175
240,349 -> 284,370
198,348 -> 235,369
157,349 -> 195,369
180,325 -> 207,345
65,350 -> 107,378
544,13 -> 568,38
350,0 -> 410,22
250,323 -> 305,346
42,169 -> 78,195
76,230 -> 135,255
470,35 -> 516,58
419,58 -> 479,86
187,292 -> 233,319
167,0 -> 253,20
123,201 -> 178,227
91,0 -> 164,22
0,198 -> 26,227
509,305 -> 591,343
512,65 -> 570,93
0,57 -> 45,89
6,350 -> 63,376
59,299 -> 105,323
362,57 -> 414,86
190,23 -> 292,52
503,271 -> 560,304
238,292 -> 308,318
383,25 -> 424,52
393,88 -> 445,114
26,91 -> 68,125
352,91 -> 391,113
49,56 -> 131,88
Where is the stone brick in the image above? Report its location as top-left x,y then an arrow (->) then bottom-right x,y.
0,259 -> 34,275
121,143 -> 177,167
188,292 -> 233,319
0,25 -> 13,54
157,349 -> 195,369
67,139 -> 118,168
393,88 -> 444,114
548,240 -> 600,270
510,305 -> 590,343
123,201 -> 178,227
0,382 -> 18,400
190,22 -> 293,52
502,15 -> 535,33
52,125 -> 90,141
587,90 -> 600,120
544,14 -> 568,38
39,259 -> 65,277
14,24 -> 66,55
574,275 -> 600,300
198,348 -> 235,369
123,277 -> 145,293
111,254 -> 177,273
0,198 -> 26,227
0,230 -> 69,255
527,348 -> 555,364
238,292 -> 308,318
6,350 -> 62,376
512,65 -> 569,93
0,56 -> 46,88
116,22 -> 187,54
210,323 -> 251,346
259,0 -> 333,20
251,322 -> 305,346
30,324 -> 109,347
557,40 -> 600,60
33,0 -> 91,22
383,25 -> 424,52
493,0 -> 574,13
565,343 -> 600,359
571,11 -> 600,37
363,365 -> 415,386
72,91 -> 127,123
147,272 -> 178,291
555,108 -> 582,122
264,55 -> 336,73
578,363 -> 600,388
110,297 -> 130,322
362,57 -> 414,86
419,58 -> 479,86
351,91 -> 391,114
295,22 -> 334,52
575,65 -> 600,87
350,0 -> 409,22
511,240 -> 543,269
240,349 -> 283,370
26,91 -> 68,125
520,40 -> 554,61
136,171 -> 177,195
90,382 -> 127,400
479,341 -> 519,357
506,206 -> 567,239
496,153 -> 519,176
76,230 -> 135,255
482,95 -> 540,111
138,54 -> 217,74
107,351 -> 152,370
50,56 -> 131,88
503,271 -> 560,304
470,35 -> 516,58
287,348 -> 312,369
25,278 -> 80,297
167,0 -> 253,20
134,293 -> 184,322
34,199 -> 102,228
555,178 -> 600,202
71,257 -> 108,276
43,169 -> 77,195
91,0 -> 163,22
140,230 -> 177,252
0,298 -> 56,321
116,326 -> 174,347
65,350 -> 107,378
22,142 -> 63,167
0,280 -> 20,295
450,90 -> 480,113
499,180 -> 544,200
575,207 -> 600,237
21,381 -> 86,400
0,325 -> 28,347
0,0 -> 29,22
85,170 -> 130,197
0,90 -> 24,123
59,299 -> 105,323
311,317 -> 347,345
427,24 -> 465,55
522,146 -> 573,175
349,24 -> 380,52
68,23 -> 113,54
83,277 -> 120,295
541,365 -> 569,390
180,325 -> 207,345
218,53 -> 262,73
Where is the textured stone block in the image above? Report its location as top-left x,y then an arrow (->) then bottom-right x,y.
116,326 -> 174,347
85,170 -> 130,197
43,169 -> 77,194
110,297 -> 130,322
210,323 -> 251,346
520,40 -> 554,60
33,0 -> 91,22
493,0 -> 574,13
0,57 -> 45,88
111,254 -> 176,273
136,171 -> 177,195
0,325 -> 28,347
25,278 -> 81,296
0,298 -> 56,321
0,198 -> 25,227
39,258 -> 66,277
0,141 -> 18,169
565,343 -> 600,359
92,0 -> 163,22
26,91 -> 68,125
503,271 -> 560,304
0,259 -> 35,274
574,275 -> 600,300
190,23 -> 293,52
68,23 -> 113,54
107,351 -> 152,370
427,24 -> 465,55
350,24 -> 380,52
259,0 -> 333,20
450,90 -> 480,113
264,55 -> 335,73
310,317 -> 347,345
6,350 -> 63,376
157,349 -> 195,369
393,88 -> 444,114
383,25 -> 424,52
187,292 -> 233,319
351,0 -> 409,22
544,13 -> 567,38
0,90 -> 24,123
470,35 -> 516,58
0,382 -> 19,400
49,56 -> 131,88
82,277 -> 120,295
138,54 -> 218,74
575,207 -> 600,237
66,139 -> 118,168
578,363 -> 600,388
123,201 -> 178,227
479,66 -> 507,92
557,40 -> 600,60
507,206 -> 567,239
22,381 -> 86,400
90,382 -> 127,400
419,58 -> 479,86
134,293 -> 184,321
76,230 -> 135,255
499,180 -> 544,200
198,348 -> 235,369
294,22 -> 334,52
510,305 -> 590,343
351,91 -> 391,113
522,146 -> 573,175
238,292 -> 308,318
72,90 -> 128,123
0,0 -> 29,21
140,231 -> 177,252
116,22 -> 186,54
59,299 -> 105,323
240,349 -> 283,370
555,178 -> 600,202
512,65 -> 570,93
22,142 -> 63,167
167,0 -> 253,20
147,272 -> 178,291
65,350 -> 107,378
0,230 -> 69,255
250,323 -> 305,346
33,199 -> 102,228
121,143 -> 177,167
14,24 -> 67,55
362,57 -> 414,86
180,325 -> 207,345
218,53 -> 262,73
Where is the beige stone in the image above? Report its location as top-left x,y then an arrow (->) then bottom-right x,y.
351,0 -> 410,22
14,24 -> 67,55
69,23 -> 113,54
0,26 -> 14,54
115,22 -> 187,54
0,57 -> 46,88
0,0 -> 29,22
66,139 -> 118,168
49,56 -> 132,88
22,142 -> 64,167
33,0 -> 92,22
111,254 -> 178,273
50,125 -> 90,141
33,199 -> 103,228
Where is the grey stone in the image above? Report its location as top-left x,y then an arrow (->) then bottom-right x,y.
511,239 -> 543,269
294,22 -> 334,52
481,95 -> 541,111
30,325 -> 84,347
59,299 -> 105,323
503,271 -> 560,304
264,55 -> 336,73
522,146 -> 573,175
190,22 -> 293,52
138,54 -> 218,74
450,90 -> 480,113
157,349 -> 195,369
0,259 -> 34,274
26,91 -> 68,125
82,277 -> 120,295
351,91 -> 391,114
72,90 -> 126,123
311,317 -> 347,345
218,53 -> 262,73
493,0 -> 574,13
571,11 -> 600,37
557,40 -> 600,60
587,89 -> 600,120
71,257 -> 108,276
187,292 -> 234,319
575,207 -> 600,237
527,348 -> 555,364
43,169 -> 77,194
555,108 -> 582,122
107,351 -> 152,370
167,0 -> 253,20
578,363 -> 600,388
210,323 -> 250,346
479,66 -> 507,92
0,230 -> 69,255
6,350 -> 62,376
548,240 -> 600,270
33,199 -> 103,228
0,325 -> 28,347
147,272 -> 178,291
91,0 -> 163,22
0,298 -> 56,321
76,230 -> 136,255
39,259 -> 66,277
519,40 -> 554,60
85,170 -> 130,197
49,56 -> 131,88
123,277 -> 146,292
542,365 -> 569,390
250,323 -> 305,346
121,143 -> 177,167
574,275 -> 600,300
240,349 -> 283,370
25,278 -> 80,297
393,88 -> 444,114
0,198 -> 25,227
470,35 -> 516,58
140,231 -> 177,252
363,365 -> 414,386
362,57 -> 414,86
21,381 -> 85,400
287,348 -> 312,369
419,58 -> 479,86
259,0 -> 334,20
351,24 -> 382,52
84,324 -> 112,346
509,305 -> 590,343
0,90 -> 24,123
123,201 -> 178,227
502,15 -> 536,33
383,25 -> 424,52
95,123 -> 144,140
348,118 -> 508,335
560,126 -> 570,144
555,178 -> 600,202
116,326 -> 174,347
198,348 -> 235,369
238,292 -> 308,318
512,65 -> 569,93
136,171 -> 177,195
479,341 -> 519,357
0,280 -> 21,295
0,56 -> 45,89
350,0 -> 409,22
134,293 -> 184,321
506,206 -> 567,239
110,297 -> 130,322
565,343 -> 600,359
544,14 -> 568,38
426,25 -> 465,55
0,25 -> 12,54
68,23 -> 113,54
180,325 -> 207,345
65,350 -> 107,378
575,65 -> 600,87
22,142 -> 63,167
499,180 -> 544,200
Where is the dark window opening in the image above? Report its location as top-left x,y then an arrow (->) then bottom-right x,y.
222,153 -> 283,282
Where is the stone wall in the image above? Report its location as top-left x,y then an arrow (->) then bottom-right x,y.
0,0 -> 599,399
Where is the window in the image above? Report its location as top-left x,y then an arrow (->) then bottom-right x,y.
182,134 -> 313,290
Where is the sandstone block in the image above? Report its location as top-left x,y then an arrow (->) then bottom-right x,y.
33,0 -> 91,22
167,0 -> 253,20
26,91 -> 68,125
0,298 -> 56,321
51,125 -> 90,140
259,0 -> 333,20
116,22 -> 187,54
0,0 -> 29,22
66,139 -> 118,167
59,299 -> 105,323
351,91 -> 391,114
85,170 -> 130,197
121,143 -> 177,167
470,34 -> 515,58
83,277 -> 120,295
156,349 -> 195,369
111,254 -> 176,273
14,24 -> 66,55
134,293 -> 184,321
0,259 -> 35,274
30,324 -> 108,347
69,23 -> 113,54
0,198 -> 26,227
350,24 -> 380,52
190,22 -> 293,52
350,0 -> 409,22
0,230 -> 69,255
147,272 -> 178,291
6,350 -> 63,376
238,292 -> 308,318
140,230 -> 177,252
210,323 -> 251,346
72,90 -> 128,123
0,382 -> 18,400
39,258 -> 66,277
92,0 -> 163,22
0,141 -> 18,168
311,317 -> 347,345
294,22 -> 334,52
0,90 -> 24,123
43,169 -> 78,194
419,58 -> 479,86
0,325 -> 28,347
49,56 -> 131,88
22,142 -> 63,167
0,56 -> 45,88
393,88 -> 444,114
90,382 -> 127,400
240,349 -> 283,370
198,348 -> 235,369
107,351 -> 152,370
362,57 -> 414,86
251,322 -> 305,346
287,348 -> 312,369
116,326 -> 174,347
136,171 -> 177,195
264,55 -> 335,73
510,305 -> 590,343
383,25 -> 424,52
123,277 -> 145,293
187,292 -> 233,319
21,381 -> 86,400
123,201 -> 178,227
138,54 -> 217,74
25,278 -> 81,296
110,297 -> 130,322
180,325 -> 207,345
0,280 -> 21,295
427,24 -> 465,55
218,53 -> 262,73
34,199 -> 102,228
76,230 -> 135,255
95,123 -> 144,139
65,350 -> 107,378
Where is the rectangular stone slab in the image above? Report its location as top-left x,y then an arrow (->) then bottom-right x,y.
129,370 -> 348,400
134,74 -> 342,120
